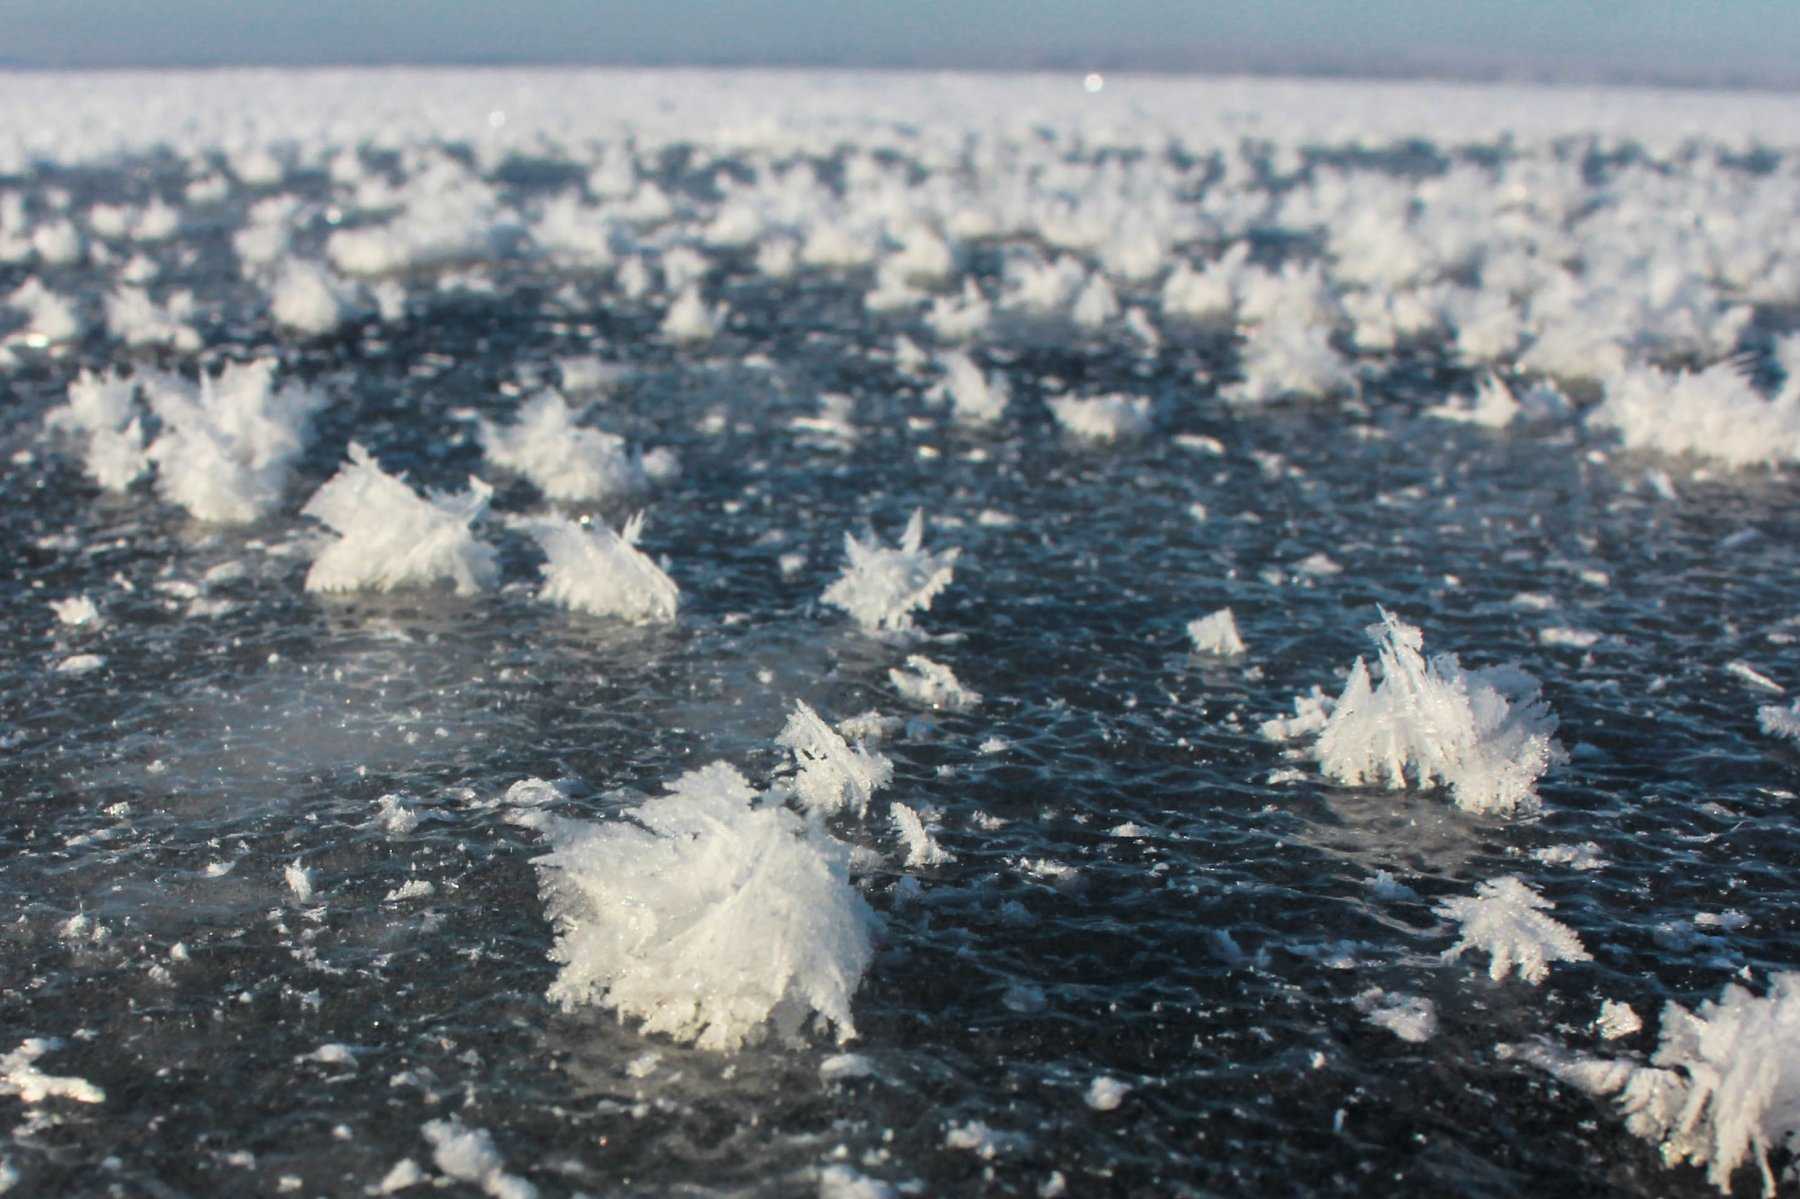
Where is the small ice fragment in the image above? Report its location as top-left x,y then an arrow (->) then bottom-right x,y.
1046,394 -> 1151,442
384,880 -> 435,903
1187,608 -> 1246,656
818,1165 -> 898,1199
1759,699 -> 1800,744
373,1159 -> 425,1195
50,596 -> 100,627
891,802 -> 954,868
1594,1000 -> 1642,1040
1355,988 -> 1438,1042
944,1121 -> 1029,1159
1532,842 -> 1608,871
54,654 -> 105,675
1727,661 -> 1784,694
299,1044 -> 358,1068
0,1039 -> 105,1104
1084,1076 -> 1131,1110
818,1053 -> 876,1084
1539,627 -> 1602,649
284,861 -> 315,902
420,1118 -> 537,1199
888,655 -> 980,711
624,1051 -> 661,1079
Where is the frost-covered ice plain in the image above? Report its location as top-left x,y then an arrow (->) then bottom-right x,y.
4,67 -> 1800,1196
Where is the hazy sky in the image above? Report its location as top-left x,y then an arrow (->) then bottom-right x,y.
3,1 -> 1796,86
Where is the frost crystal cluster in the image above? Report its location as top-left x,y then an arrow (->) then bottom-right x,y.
480,390 -> 666,502
530,759 -> 879,1053
517,512 -> 677,623
301,443 -> 497,595
1435,876 -> 1591,984
1512,973 -> 1800,1197
1295,609 -> 1561,816
822,509 -> 959,634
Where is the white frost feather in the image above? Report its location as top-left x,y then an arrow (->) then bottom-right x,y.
301,442 -> 496,595
1436,875 -> 1590,984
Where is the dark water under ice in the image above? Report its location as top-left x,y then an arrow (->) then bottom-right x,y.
3,165 -> 1800,1199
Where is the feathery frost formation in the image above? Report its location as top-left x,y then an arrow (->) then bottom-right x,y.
1511,974 -> 1800,1197
517,512 -> 678,623
1435,876 -> 1591,984
888,655 -> 980,712
481,390 -> 670,502
143,359 -> 327,524
1591,363 -> 1800,468
822,509 -> 958,635
777,701 -> 894,819
46,369 -> 149,491
530,757 -> 879,1053
1187,608 -> 1246,657
1272,610 -> 1560,816
301,443 -> 496,595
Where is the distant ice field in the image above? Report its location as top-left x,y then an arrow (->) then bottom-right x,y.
4,68 -> 1800,1197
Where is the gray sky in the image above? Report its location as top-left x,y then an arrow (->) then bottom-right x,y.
3,1 -> 1796,87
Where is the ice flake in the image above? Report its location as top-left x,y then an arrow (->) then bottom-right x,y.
1436,876 -> 1591,984
420,1118 -> 537,1199
1046,393 -> 1151,441
891,802 -> 953,868
1355,988 -> 1439,1042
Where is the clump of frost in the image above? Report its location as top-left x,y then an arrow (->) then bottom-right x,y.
1435,876 -> 1591,984
0,1039 -> 105,1104
1510,973 -> 1800,1197
6,277 -> 82,342
928,351 -> 1009,426
45,368 -> 148,491
1227,321 -> 1355,405
1355,988 -> 1438,1042
1589,362 -> 1800,468
1596,1000 -> 1643,1040
1300,609 -> 1561,816
301,443 -> 496,595
822,509 -> 958,635
1756,700 -> 1800,746
517,512 -> 677,623
420,1118 -> 537,1199
143,359 -> 328,524
268,259 -> 363,336
891,802 -> 954,867
531,760 -> 878,1052
661,285 -> 724,343
49,596 -> 100,627
1085,1076 -> 1131,1111
1046,393 -> 1151,442
1187,608 -> 1246,656
104,286 -> 199,350
480,390 -> 660,502
889,654 -> 980,712
778,700 -> 893,819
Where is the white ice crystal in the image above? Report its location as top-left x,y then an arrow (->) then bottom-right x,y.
420,1118 -> 537,1199
301,442 -> 497,595
822,509 -> 958,635
46,368 -> 149,491
144,359 -> 327,524
480,390 -> 655,503
1589,362 -> 1800,468
778,700 -> 893,819
661,285 -> 723,343
518,512 -> 677,623
1355,988 -> 1439,1042
1435,876 -> 1590,984
1757,700 -> 1800,746
0,1039 -> 105,1104
1304,609 -> 1561,816
1045,393 -> 1151,442
928,351 -> 1009,426
1512,973 -> 1800,1197
888,654 -> 980,712
1227,320 -> 1356,405
532,760 -> 879,1052
891,802 -> 954,868
1187,608 -> 1246,656
268,259 -> 361,336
